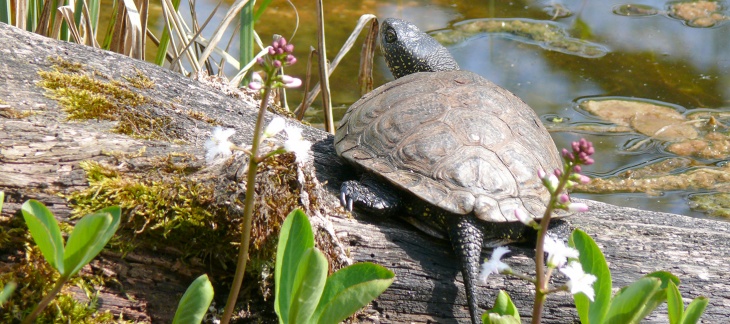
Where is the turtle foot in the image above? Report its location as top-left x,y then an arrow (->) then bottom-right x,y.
340,176 -> 400,214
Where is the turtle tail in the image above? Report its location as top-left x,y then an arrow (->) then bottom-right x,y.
449,215 -> 484,324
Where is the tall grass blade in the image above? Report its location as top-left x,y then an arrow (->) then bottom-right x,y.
121,0 -> 143,59
294,14 -> 377,118
196,0 -> 249,67
80,0 -> 100,47
295,47 -> 316,121
237,0 -> 253,85
161,0 -> 202,73
358,18 -> 378,95
26,0 -> 39,32
154,0 -> 181,65
315,0 -> 333,133
16,0 -> 28,29
0,0 -> 10,24
138,0 -> 149,60
35,0 -> 55,36
58,5 -> 82,43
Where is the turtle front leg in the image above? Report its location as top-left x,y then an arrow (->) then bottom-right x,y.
448,215 -> 485,324
340,174 -> 401,214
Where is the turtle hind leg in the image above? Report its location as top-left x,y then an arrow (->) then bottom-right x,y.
448,215 -> 484,324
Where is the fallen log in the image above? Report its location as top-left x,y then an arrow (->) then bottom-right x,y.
0,23 -> 728,323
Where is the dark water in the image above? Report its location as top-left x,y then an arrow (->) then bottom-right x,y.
188,0 -> 730,218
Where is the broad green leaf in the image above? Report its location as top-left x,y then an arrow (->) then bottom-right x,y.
570,229 -> 611,324
666,280 -> 683,324
633,271 -> 681,320
172,274 -> 214,324
482,313 -> 521,324
275,209 -> 315,324
63,206 -> 121,277
288,248 -> 328,324
0,282 -> 16,304
483,290 -> 520,319
312,262 -> 395,324
22,200 -> 65,274
681,297 -> 708,324
605,277 -> 662,324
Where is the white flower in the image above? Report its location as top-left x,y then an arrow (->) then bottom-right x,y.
567,202 -> 589,213
283,126 -> 312,163
281,74 -> 302,88
544,235 -> 579,268
479,246 -> 511,284
205,126 -> 235,163
515,209 -> 538,228
560,261 -> 597,301
264,117 -> 286,138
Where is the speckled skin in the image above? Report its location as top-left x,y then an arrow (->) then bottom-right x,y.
335,18 -> 564,323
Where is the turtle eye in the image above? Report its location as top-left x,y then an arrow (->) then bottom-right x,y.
384,28 -> 397,43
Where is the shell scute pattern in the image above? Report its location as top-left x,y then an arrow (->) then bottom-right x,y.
335,70 -> 561,222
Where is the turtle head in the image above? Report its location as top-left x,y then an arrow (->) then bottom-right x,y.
380,18 -> 460,79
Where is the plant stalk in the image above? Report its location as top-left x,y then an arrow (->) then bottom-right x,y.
531,165 -> 571,324
22,275 -> 69,324
220,85 -> 273,324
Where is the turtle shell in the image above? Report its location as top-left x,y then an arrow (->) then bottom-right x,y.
335,70 -> 564,222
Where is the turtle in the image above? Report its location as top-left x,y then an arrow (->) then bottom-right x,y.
334,18 -> 565,323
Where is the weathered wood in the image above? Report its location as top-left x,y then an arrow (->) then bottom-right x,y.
1,23 -> 729,323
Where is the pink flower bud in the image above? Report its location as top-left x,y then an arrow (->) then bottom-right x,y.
567,202 -> 589,213
285,44 -> 294,53
559,194 -> 570,204
273,60 -> 282,68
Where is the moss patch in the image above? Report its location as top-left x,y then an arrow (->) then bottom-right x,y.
36,56 -> 176,141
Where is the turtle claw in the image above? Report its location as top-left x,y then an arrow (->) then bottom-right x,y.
340,179 -> 400,214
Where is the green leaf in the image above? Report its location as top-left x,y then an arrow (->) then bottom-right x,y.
666,280 -> 683,324
482,290 -> 520,320
681,296 -> 708,324
605,277 -> 662,324
22,200 -> 65,274
482,313 -> 521,324
288,248 -> 328,324
63,206 -> 121,277
633,271 -> 681,320
0,191 -> 5,212
312,262 -> 395,324
172,274 -> 214,324
0,282 -> 16,304
275,209 -> 315,324
570,229 -> 611,324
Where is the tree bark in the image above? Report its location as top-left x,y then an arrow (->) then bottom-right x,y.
1,23 -> 728,323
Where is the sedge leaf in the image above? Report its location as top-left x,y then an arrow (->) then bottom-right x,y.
275,209 -> 315,324
570,229 -> 611,324
63,206 -> 121,277
21,200 -> 65,274
312,262 -> 394,324
172,274 -> 214,324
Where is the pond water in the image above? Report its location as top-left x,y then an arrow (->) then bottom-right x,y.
181,0 -> 730,219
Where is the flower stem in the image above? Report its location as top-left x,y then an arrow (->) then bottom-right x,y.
531,164 -> 571,324
22,275 -> 69,324
220,85 -> 273,324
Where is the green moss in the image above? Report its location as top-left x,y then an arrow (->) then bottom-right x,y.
36,56 -> 174,141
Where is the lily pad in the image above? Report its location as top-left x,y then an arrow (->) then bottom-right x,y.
580,99 -> 698,142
